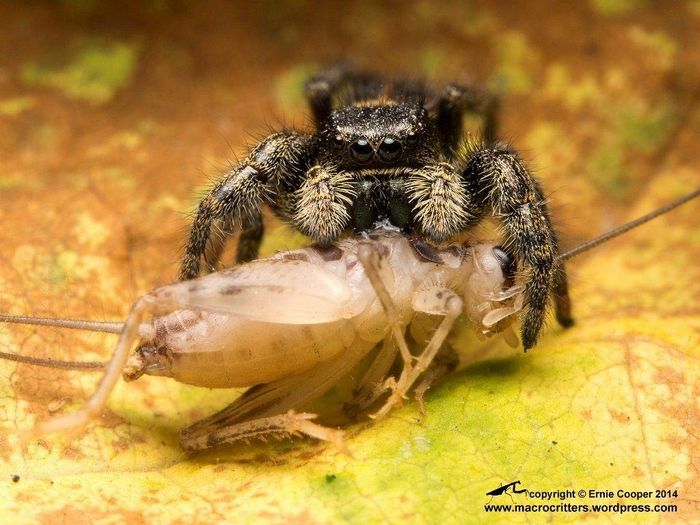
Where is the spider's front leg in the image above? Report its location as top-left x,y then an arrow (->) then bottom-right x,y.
179,131 -> 313,280
464,144 -> 574,350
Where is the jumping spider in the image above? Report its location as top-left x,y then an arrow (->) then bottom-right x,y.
179,65 -> 573,349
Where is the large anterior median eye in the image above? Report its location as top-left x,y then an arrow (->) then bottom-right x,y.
378,136 -> 402,161
351,138 -> 374,163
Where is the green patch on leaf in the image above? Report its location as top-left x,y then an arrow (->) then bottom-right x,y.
543,63 -> 603,110
614,102 -> 677,152
274,64 -> 317,114
259,224 -> 310,257
420,47 -> 447,79
489,32 -> 538,94
0,96 -> 35,116
21,41 -> 138,104
590,0 -> 648,15
587,143 -> 630,199
47,250 -> 80,286
627,26 -> 677,69
0,173 -> 33,190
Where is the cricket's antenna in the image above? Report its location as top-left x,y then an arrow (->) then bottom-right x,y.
558,187 -> 700,261
0,316 -> 134,371
0,315 -> 124,334
0,351 -> 105,371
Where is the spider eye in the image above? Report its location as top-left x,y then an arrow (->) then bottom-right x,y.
378,137 -> 402,161
332,135 -> 344,149
351,138 -> 374,163
405,131 -> 418,145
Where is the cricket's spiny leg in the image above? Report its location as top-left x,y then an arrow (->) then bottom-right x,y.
293,165 -> 356,244
405,162 -> 481,243
372,289 -> 463,420
179,131 -> 312,280
413,345 -> 459,417
345,336 -> 398,418
182,411 -> 349,455
464,144 -> 572,349
436,83 -> 500,152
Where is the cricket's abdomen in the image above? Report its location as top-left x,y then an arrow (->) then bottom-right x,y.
125,310 -> 360,388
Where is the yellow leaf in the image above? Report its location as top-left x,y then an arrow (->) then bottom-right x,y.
1,3 -> 699,524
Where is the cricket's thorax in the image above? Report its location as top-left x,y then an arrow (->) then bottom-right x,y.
122,232 -> 521,389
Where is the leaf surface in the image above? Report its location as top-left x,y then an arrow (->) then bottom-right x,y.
0,2 -> 699,523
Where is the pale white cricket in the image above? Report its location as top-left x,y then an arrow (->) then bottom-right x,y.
0,229 -> 523,452
1,186 -> 697,452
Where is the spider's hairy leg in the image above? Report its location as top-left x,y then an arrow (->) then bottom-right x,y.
436,83 -> 500,151
553,264 -> 574,328
305,63 -> 354,125
179,131 -> 312,280
405,162 -> 481,243
236,214 -> 264,264
292,165 -> 356,244
464,144 -> 572,350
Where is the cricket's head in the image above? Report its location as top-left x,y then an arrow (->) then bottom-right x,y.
459,243 -> 523,337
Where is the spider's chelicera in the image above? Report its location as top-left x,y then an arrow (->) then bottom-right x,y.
180,65 -> 573,349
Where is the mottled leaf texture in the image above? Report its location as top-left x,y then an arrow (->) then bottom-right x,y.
0,2 -> 699,524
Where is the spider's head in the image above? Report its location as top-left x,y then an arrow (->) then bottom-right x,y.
322,103 -> 435,170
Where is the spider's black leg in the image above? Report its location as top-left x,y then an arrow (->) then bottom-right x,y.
463,144 -> 573,350
553,264 -> 574,328
305,65 -> 346,125
436,83 -> 500,152
305,64 -> 379,125
179,131 -> 313,280
403,161 -> 482,243
235,214 -> 264,264
292,164 -> 356,245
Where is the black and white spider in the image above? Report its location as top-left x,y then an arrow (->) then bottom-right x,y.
179,64 -> 573,349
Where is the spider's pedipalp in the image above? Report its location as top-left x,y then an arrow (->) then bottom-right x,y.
293,165 -> 356,244
406,161 -> 480,242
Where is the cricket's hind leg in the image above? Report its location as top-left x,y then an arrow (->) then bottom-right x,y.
179,339 -> 376,453
187,410 -> 349,454
356,243 -> 464,419
24,295 -> 157,441
412,343 -> 459,418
